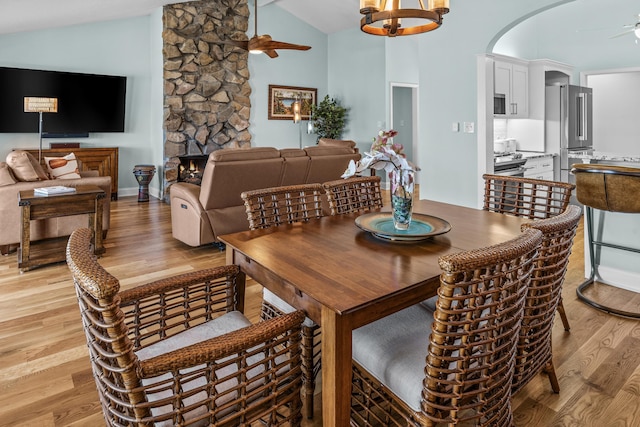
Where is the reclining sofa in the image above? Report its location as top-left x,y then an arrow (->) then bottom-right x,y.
170,143 -> 360,247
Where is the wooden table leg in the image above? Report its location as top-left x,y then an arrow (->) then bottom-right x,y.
19,203 -> 31,273
93,194 -> 105,255
321,305 -> 352,427
225,248 -> 245,314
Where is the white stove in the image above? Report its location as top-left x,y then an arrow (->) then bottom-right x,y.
494,152 -> 526,175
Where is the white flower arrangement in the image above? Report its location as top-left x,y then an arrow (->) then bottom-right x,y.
342,129 -> 419,195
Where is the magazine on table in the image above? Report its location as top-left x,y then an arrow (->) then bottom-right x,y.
33,186 -> 77,195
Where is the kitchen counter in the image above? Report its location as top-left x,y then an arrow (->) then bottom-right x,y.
564,151 -> 640,163
517,151 -> 555,159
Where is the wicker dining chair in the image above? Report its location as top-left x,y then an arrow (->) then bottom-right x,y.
241,183 -> 325,419
512,205 -> 582,395
322,175 -> 384,215
482,173 -> 575,332
351,228 -> 542,427
66,228 -> 305,426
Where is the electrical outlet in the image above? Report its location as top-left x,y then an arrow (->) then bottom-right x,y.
463,122 -> 475,133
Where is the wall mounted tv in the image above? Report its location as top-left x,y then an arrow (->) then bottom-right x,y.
0,66 -> 127,137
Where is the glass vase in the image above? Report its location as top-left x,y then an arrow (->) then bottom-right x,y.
390,168 -> 415,230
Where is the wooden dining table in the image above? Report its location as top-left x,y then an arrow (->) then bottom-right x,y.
219,199 -> 530,426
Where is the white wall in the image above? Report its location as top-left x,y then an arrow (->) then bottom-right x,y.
587,71 -> 640,155
0,16 -> 159,197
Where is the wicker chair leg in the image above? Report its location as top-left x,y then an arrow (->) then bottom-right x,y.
262,300 -> 319,419
557,299 -> 570,331
302,325 -> 320,419
544,361 -> 560,393
301,324 -> 318,419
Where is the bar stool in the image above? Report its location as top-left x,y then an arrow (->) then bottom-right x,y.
571,163 -> 640,318
133,164 -> 156,202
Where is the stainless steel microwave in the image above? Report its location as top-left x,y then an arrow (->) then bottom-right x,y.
494,94 -> 506,115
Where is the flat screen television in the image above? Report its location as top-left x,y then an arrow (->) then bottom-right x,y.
0,66 -> 127,137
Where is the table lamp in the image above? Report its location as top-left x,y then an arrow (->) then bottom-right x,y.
24,97 -> 58,162
292,99 -> 302,148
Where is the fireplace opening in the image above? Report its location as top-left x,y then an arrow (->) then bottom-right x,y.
178,155 -> 208,185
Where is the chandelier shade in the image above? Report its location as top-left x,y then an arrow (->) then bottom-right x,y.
359,0 -> 450,37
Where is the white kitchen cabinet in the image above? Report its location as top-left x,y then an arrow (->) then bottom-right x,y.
523,156 -> 554,180
494,59 -> 528,118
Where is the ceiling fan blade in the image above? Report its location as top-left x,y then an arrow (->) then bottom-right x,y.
610,28 -> 634,39
248,1 -> 311,58
263,40 -> 312,51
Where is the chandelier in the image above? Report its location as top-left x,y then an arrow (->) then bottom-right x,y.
359,0 -> 450,37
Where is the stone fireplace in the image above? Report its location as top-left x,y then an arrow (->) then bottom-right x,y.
162,0 -> 251,201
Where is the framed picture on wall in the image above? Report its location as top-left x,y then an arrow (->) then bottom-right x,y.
268,85 -> 317,120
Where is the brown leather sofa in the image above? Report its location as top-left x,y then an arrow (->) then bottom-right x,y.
0,172 -> 112,255
169,144 -> 360,247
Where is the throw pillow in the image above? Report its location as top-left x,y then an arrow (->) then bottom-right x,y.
5,150 -> 49,182
0,162 -> 17,186
44,153 -> 81,179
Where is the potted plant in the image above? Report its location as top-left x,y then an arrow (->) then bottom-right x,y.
309,95 -> 348,141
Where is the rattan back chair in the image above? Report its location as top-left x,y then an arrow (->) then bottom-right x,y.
482,173 -> 575,332
66,228 -> 305,426
351,228 -> 542,427
482,173 -> 575,219
241,183 -> 325,230
322,176 -> 384,215
512,205 -> 582,395
241,183 -> 325,419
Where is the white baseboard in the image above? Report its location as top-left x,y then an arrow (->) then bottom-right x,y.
584,263 -> 640,293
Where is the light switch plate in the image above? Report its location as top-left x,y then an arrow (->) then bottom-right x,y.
451,122 -> 459,132
463,122 -> 475,133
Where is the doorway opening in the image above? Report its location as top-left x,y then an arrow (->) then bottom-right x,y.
390,83 -> 419,186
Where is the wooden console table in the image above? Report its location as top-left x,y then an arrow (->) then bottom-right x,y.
22,147 -> 119,200
18,185 -> 105,272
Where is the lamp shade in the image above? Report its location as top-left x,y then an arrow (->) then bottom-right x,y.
24,97 -> 58,113
292,100 -> 301,123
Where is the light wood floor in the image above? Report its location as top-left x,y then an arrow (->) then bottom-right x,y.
1,196 -> 640,426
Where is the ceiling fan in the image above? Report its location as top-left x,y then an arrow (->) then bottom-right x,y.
220,0 -> 311,58
610,14 -> 640,40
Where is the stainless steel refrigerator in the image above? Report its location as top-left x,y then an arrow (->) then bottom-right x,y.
545,84 -> 593,184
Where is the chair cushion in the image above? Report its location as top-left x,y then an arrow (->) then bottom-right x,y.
352,304 -> 435,412
5,150 -> 49,182
136,311 -> 257,426
263,288 -> 316,328
0,162 -> 16,186
44,152 -> 82,179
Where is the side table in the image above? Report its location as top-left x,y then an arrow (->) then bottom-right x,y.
18,185 -> 106,272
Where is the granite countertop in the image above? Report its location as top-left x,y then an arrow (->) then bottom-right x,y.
574,151 -> 640,163
517,151 -> 555,159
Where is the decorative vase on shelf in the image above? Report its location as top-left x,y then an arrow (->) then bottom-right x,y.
390,168 -> 415,230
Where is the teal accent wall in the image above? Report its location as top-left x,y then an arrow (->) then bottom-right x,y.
1,0 -> 632,206
0,15 -> 159,197
248,4 -> 328,149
